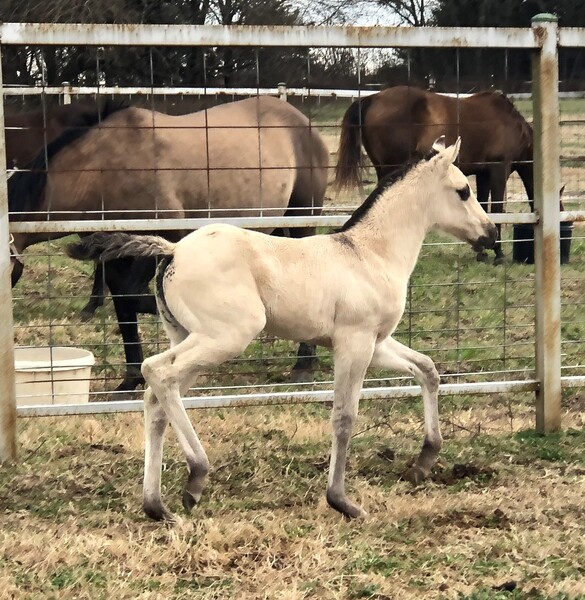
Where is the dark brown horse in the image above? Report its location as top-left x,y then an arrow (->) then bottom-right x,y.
334,85 -> 535,262
8,96 -> 329,393
5,102 -> 101,169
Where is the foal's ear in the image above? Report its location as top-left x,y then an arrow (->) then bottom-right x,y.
432,136 -> 461,167
431,136 -> 446,153
447,137 -> 462,163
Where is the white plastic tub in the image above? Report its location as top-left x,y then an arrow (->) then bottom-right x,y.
14,346 -> 95,406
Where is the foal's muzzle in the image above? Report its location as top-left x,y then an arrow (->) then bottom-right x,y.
471,222 -> 498,252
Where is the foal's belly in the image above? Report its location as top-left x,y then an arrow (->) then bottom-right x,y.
263,310 -> 334,347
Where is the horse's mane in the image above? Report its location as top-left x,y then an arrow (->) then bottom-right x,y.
338,155 -> 425,233
8,100 -> 129,214
472,90 -> 533,148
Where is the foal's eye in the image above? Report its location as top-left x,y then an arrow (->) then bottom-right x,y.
456,185 -> 471,201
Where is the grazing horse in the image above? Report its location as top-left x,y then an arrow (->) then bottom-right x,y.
8,96 -> 329,392
334,85 -> 534,263
67,137 -> 497,522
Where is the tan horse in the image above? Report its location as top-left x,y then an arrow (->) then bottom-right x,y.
9,96 -> 329,391
67,138 -> 497,522
334,85 -> 534,263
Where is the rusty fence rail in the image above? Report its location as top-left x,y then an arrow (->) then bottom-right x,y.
1,16 -> 584,461
5,84 -> 585,103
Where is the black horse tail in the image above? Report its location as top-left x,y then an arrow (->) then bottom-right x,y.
66,232 -> 176,263
7,99 -> 128,214
333,95 -> 373,190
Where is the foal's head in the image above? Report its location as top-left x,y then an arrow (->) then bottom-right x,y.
428,137 -> 497,252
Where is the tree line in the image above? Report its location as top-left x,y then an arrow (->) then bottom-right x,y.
1,0 -> 584,94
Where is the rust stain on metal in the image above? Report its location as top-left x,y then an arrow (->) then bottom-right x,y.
533,25 -> 547,45
541,232 -> 561,341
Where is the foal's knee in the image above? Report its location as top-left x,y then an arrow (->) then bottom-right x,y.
417,355 -> 440,391
142,355 -> 176,389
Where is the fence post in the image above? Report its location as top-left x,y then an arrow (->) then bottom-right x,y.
0,46 -> 17,462
531,13 -> 562,432
277,82 -> 287,101
62,81 -> 72,105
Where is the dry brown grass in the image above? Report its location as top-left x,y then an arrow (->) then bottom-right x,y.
1,394 -> 584,599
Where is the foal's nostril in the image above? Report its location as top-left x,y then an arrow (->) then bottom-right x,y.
486,223 -> 498,248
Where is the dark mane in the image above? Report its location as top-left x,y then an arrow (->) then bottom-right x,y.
8,100 -> 128,214
338,156 -> 425,232
473,90 -> 533,148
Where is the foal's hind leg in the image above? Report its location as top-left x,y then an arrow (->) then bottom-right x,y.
142,325 -> 188,522
141,319 -> 265,520
142,387 -> 173,522
370,336 -> 442,485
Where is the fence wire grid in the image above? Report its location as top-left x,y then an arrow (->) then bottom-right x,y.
0,21 -> 582,441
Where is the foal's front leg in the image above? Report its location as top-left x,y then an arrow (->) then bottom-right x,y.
327,333 -> 375,518
370,336 -> 442,484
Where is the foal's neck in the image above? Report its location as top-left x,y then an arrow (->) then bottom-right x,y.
349,176 -> 434,278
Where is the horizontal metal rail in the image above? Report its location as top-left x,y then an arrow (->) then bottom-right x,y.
0,23 -> 539,49
17,379 -> 541,417
6,85 -> 585,102
16,375 -> 585,418
8,212 -> 551,235
7,85 -> 375,99
559,28 -> 585,48
8,86 -> 585,101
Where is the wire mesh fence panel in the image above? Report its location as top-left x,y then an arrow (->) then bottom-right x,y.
0,22 -> 582,424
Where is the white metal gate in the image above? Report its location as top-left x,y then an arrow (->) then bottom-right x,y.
1,15 -> 584,462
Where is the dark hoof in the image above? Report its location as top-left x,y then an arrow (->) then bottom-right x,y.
403,465 -> 427,486
114,375 -> 145,393
143,500 -> 178,523
326,490 -> 367,519
493,255 -> 505,266
289,369 -> 313,384
475,251 -> 490,263
80,307 -> 97,322
182,489 -> 198,513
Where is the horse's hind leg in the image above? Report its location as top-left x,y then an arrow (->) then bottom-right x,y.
142,325 -> 188,522
104,258 -> 146,394
80,261 -> 107,321
370,336 -> 442,485
490,163 -> 510,264
290,342 -> 317,384
141,316 -> 265,520
475,171 -> 491,263
142,387 -> 173,522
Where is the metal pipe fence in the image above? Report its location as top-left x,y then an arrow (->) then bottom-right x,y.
1,17 -> 585,462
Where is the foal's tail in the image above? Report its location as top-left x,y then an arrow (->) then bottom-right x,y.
66,232 -> 176,263
333,96 -> 372,190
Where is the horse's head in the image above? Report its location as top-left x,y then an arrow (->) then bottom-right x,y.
9,234 -> 24,286
429,136 -> 497,252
